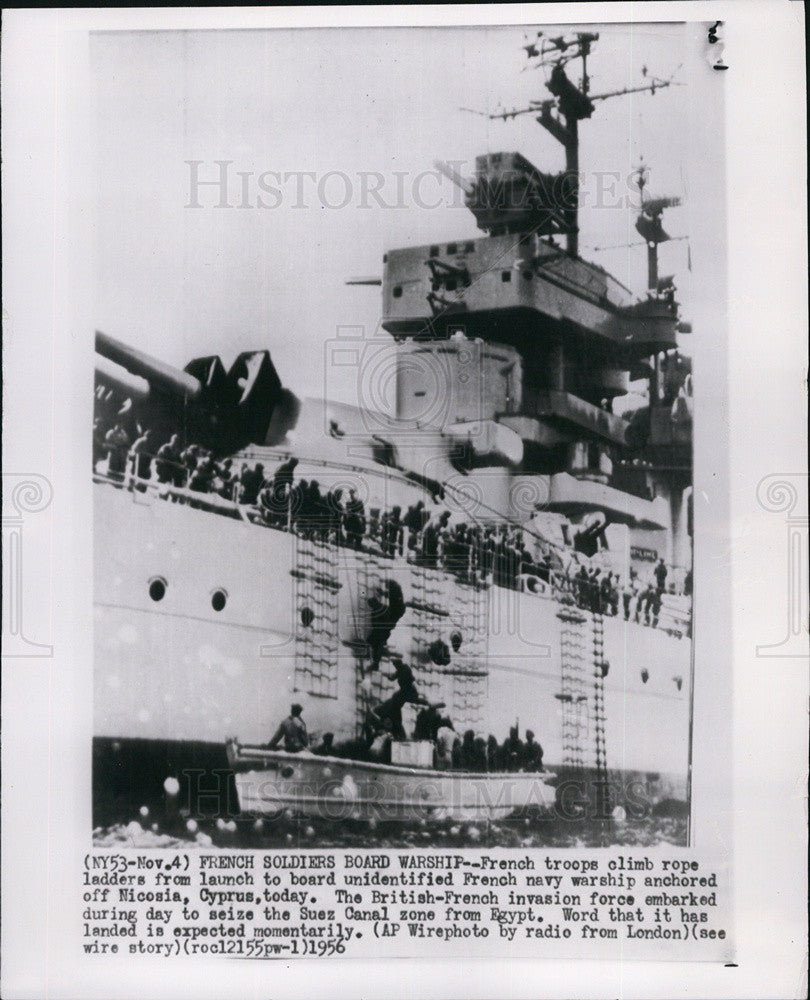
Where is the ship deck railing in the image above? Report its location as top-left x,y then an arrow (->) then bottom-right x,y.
92,456 -> 691,639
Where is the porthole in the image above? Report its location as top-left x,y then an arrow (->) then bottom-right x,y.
393,285 -> 403,298
211,589 -> 228,612
149,577 -> 167,602
501,271 -> 511,282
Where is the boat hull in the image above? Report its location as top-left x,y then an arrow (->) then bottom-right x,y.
226,742 -> 556,823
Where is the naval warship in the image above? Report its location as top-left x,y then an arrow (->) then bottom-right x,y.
92,32 -> 693,827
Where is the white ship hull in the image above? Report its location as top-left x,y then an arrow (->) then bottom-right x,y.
93,481 -> 692,809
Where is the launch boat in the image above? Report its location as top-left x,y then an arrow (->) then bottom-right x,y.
93,32 -> 693,829
225,741 -> 556,823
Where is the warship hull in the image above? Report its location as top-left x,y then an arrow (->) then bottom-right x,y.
93,481 -> 692,817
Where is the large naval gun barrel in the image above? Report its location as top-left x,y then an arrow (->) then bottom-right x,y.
94,330 -> 298,453
96,331 -> 202,400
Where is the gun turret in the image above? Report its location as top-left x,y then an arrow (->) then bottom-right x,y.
438,153 -> 575,237
94,331 -> 297,453
433,159 -> 475,197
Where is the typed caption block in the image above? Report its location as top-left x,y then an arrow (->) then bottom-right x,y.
82,850 -> 731,961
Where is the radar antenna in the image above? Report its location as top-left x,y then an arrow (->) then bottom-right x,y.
633,161 -> 682,292
462,32 -> 678,256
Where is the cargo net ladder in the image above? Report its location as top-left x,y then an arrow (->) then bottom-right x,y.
291,536 -> 340,699
448,580 -> 488,733
409,564 -> 450,709
591,611 -> 611,817
556,607 -> 590,772
354,552 -> 395,735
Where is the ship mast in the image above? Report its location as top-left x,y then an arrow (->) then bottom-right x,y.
535,32 -> 597,256
633,162 -> 682,293
473,31 -> 678,257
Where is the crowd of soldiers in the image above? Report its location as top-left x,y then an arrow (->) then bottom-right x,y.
570,558 -> 685,628
93,410 -> 553,591
364,716 -> 545,773
93,402 -> 688,628
268,699 -> 545,774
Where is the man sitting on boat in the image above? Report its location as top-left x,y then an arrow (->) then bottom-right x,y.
371,657 -> 427,740
266,703 -> 308,753
522,730 -> 545,772
435,719 -> 459,770
312,732 -> 334,756
500,727 -> 524,771
413,702 -> 445,741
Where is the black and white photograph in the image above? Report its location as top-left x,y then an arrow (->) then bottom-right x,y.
1,3 -> 807,996
90,23 -> 697,849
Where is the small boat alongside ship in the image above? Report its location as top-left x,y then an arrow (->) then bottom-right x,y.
226,741 -> 557,823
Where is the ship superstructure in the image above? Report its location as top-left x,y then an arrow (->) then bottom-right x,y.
92,32 -> 693,824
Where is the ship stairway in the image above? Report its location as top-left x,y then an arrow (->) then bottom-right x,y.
555,606 -> 613,815
291,537 -> 341,700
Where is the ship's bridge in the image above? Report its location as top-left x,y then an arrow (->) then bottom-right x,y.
381,233 -> 679,356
